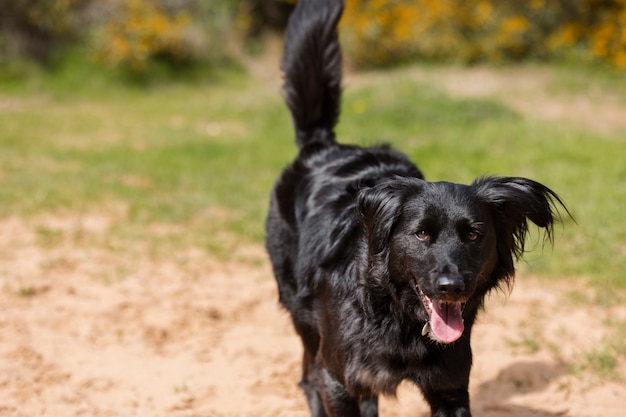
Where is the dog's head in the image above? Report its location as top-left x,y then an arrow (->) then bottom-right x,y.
357,176 -> 565,344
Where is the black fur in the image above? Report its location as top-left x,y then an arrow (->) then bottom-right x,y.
265,1 -> 567,416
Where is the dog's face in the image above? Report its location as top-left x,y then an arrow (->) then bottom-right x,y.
358,176 -> 561,344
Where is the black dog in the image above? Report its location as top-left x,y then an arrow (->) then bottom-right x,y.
265,1 -> 567,416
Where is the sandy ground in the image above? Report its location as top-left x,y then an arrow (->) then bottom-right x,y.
0,212 -> 625,417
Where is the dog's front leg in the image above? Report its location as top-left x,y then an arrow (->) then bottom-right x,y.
319,368 -> 362,417
422,388 -> 471,417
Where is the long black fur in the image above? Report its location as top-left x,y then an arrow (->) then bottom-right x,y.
265,1 -> 568,416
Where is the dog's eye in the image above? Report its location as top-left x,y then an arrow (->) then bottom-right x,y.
416,230 -> 430,242
466,230 -> 481,242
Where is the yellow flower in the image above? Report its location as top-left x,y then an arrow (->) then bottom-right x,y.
614,50 -> 626,68
475,1 -> 493,25
501,16 -> 529,35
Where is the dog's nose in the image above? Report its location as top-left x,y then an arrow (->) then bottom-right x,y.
436,275 -> 465,297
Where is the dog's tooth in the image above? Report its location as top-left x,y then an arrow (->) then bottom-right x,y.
421,322 -> 430,336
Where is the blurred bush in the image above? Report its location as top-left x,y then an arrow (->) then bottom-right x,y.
341,0 -> 626,69
235,0 -> 294,39
93,0 -> 196,72
0,0 -> 83,63
0,0 -> 237,79
2,0 -> 625,77
91,0 -> 239,75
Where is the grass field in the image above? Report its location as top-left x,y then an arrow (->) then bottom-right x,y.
0,62 -> 624,292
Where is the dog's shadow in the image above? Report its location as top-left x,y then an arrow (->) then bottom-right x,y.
465,360 -> 569,417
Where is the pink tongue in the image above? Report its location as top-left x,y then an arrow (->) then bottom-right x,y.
430,301 -> 464,343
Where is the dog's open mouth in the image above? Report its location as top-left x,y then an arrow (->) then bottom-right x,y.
418,287 -> 465,344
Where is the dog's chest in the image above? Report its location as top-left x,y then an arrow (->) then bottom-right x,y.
343,337 -> 427,395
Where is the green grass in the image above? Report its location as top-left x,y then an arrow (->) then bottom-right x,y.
340,75 -> 625,287
0,63 -> 624,289
569,322 -> 626,382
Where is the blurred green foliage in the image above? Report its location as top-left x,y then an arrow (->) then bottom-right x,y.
0,0 -> 238,80
0,0 -> 82,63
3,0 -> 626,75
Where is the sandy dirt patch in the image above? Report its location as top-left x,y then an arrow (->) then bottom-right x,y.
0,214 -> 624,416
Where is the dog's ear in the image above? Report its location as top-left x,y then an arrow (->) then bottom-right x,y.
473,176 -> 568,277
357,177 -> 423,254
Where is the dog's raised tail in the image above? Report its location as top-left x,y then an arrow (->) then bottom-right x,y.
282,0 -> 344,149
